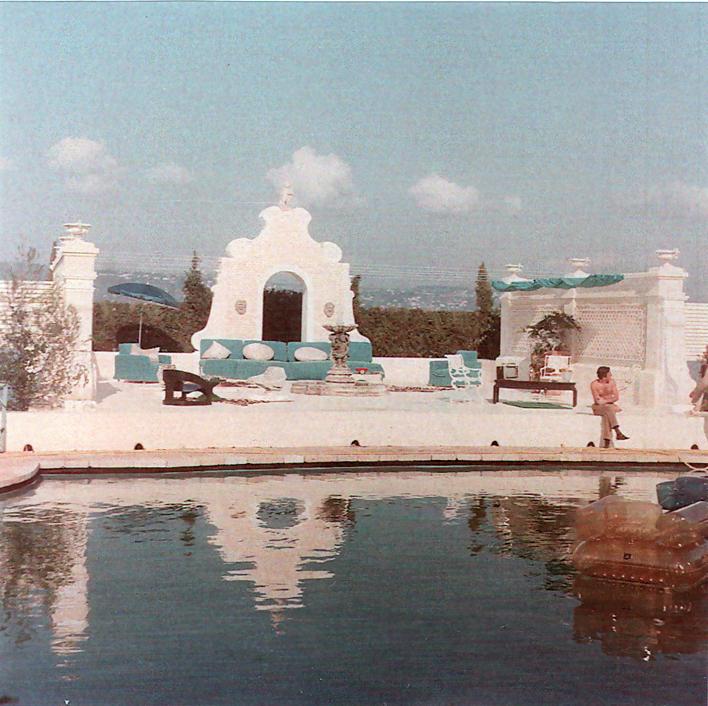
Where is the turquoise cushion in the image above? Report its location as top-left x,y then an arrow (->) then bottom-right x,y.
243,340 -> 288,362
201,339 -> 244,359
288,361 -> 331,380
429,360 -> 452,387
114,352 -> 172,382
287,341 -> 331,362
201,359 -> 289,379
458,350 -> 479,366
199,357 -> 384,381
348,341 -> 373,362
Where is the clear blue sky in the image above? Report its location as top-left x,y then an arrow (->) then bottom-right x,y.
0,3 -> 705,296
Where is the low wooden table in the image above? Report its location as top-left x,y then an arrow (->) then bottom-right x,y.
493,379 -> 577,407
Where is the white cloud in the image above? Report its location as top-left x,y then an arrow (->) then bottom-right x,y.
47,137 -> 120,193
266,146 -> 357,207
645,181 -> 708,220
409,174 -> 480,213
146,162 -> 194,185
0,156 -> 13,171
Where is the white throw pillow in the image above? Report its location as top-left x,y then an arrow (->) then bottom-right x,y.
202,341 -> 232,360
133,345 -> 160,363
243,342 -> 275,361
248,367 -> 287,387
293,346 -> 328,362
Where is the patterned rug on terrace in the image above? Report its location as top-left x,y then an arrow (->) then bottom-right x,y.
502,400 -> 571,410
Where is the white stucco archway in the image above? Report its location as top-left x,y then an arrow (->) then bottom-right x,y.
193,204 -> 365,348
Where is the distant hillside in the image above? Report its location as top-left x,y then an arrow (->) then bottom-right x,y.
94,269 -> 479,311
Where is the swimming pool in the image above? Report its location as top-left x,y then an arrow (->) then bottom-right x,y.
1,469 -> 705,705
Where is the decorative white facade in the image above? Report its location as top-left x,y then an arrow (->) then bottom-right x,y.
499,252 -> 697,410
193,202 -> 363,349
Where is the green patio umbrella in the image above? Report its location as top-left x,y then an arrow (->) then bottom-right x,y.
491,274 -> 624,292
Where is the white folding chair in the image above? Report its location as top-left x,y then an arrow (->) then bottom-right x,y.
540,354 -> 572,382
445,354 -> 483,402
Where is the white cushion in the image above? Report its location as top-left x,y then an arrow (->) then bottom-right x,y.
248,367 -> 287,388
202,341 -> 232,360
243,342 -> 274,361
294,346 -> 328,362
131,345 -> 160,363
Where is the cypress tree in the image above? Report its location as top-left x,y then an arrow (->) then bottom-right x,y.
475,262 -> 494,323
181,251 -> 212,329
475,262 -> 500,358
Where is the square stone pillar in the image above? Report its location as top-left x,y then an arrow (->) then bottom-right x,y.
643,255 -> 694,410
50,223 -> 99,401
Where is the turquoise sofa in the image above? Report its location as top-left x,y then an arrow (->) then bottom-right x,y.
199,339 -> 385,381
428,350 -> 481,387
114,343 -> 173,383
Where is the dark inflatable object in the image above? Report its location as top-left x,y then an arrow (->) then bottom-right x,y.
657,476 -> 708,511
572,496 -> 708,590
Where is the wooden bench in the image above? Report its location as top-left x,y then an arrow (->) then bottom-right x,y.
493,379 -> 577,407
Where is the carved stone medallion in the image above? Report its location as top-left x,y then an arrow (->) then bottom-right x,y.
323,302 -> 335,318
235,299 -> 247,315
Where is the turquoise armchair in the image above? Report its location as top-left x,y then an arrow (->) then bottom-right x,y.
114,343 -> 172,382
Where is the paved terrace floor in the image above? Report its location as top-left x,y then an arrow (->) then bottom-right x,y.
4,378 -> 707,455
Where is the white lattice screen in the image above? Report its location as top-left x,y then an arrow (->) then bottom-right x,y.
573,303 -> 646,365
507,304 -> 560,356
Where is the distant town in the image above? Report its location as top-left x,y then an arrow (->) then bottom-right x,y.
93,268 -> 478,311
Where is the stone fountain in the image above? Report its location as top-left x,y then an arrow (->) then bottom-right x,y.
291,324 -> 385,396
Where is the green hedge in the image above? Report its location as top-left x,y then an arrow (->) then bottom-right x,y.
356,307 -> 483,358
93,301 -> 499,358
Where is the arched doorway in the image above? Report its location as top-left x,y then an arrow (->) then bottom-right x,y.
262,272 -> 305,342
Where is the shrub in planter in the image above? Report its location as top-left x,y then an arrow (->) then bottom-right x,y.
524,311 -> 581,380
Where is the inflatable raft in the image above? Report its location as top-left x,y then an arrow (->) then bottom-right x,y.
572,495 -> 708,590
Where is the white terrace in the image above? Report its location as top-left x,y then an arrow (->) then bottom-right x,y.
1,210 -> 707,454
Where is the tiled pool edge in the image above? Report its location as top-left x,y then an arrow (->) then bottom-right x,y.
2,445 -> 707,491
0,460 -> 41,493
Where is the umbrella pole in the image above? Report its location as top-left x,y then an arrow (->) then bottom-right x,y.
138,307 -> 144,347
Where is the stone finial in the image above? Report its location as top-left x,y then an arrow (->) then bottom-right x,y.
566,257 -> 591,277
62,222 -> 91,240
656,248 -> 680,264
278,183 -> 294,211
504,263 -> 529,283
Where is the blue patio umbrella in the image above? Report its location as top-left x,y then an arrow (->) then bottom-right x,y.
107,283 -> 180,346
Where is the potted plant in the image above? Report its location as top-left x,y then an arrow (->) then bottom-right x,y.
524,311 -> 581,380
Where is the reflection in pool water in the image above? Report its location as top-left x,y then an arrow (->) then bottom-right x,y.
0,469 -> 705,705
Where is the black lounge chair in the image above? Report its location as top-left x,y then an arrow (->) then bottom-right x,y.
162,369 -> 220,406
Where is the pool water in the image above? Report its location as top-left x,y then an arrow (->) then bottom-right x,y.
1,469 -> 705,705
